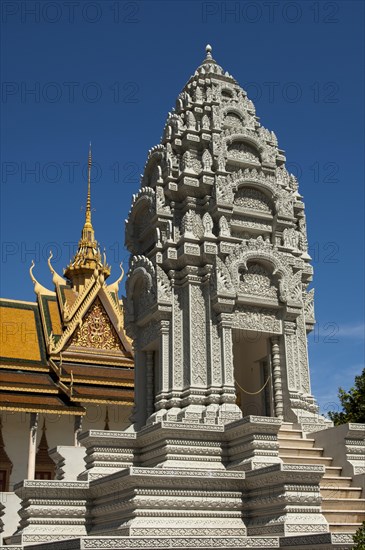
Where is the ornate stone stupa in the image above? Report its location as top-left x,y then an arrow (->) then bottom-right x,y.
6,45 -> 364,550
125,43 -> 318,431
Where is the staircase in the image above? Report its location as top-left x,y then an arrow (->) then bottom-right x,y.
278,422 -> 365,534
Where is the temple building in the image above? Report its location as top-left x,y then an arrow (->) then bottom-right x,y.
0,148 -> 134,537
1,46 -> 364,549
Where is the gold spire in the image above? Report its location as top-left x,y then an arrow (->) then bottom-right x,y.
64,145 -> 110,288
86,144 -> 92,223
82,143 -> 94,241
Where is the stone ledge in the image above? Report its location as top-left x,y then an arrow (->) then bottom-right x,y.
8,532 -> 356,550
279,531 -> 354,548
9,536 -> 281,550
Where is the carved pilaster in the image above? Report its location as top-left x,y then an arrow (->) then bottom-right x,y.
219,314 -> 235,390
172,285 -> 184,390
271,336 -> 284,419
146,351 -> 154,418
297,313 -> 311,394
218,314 -> 241,424
283,320 -> 298,392
159,320 -> 170,395
189,283 -> 207,388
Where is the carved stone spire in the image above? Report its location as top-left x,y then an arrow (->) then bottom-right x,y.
126,45 -> 318,430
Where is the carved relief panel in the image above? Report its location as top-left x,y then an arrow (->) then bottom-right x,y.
69,297 -> 122,351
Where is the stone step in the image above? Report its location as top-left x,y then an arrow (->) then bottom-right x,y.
321,476 -> 353,489
277,437 -> 316,448
329,523 -> 363,533
278,429 -> 303,439
279,454 -> 333,466
323,510 -> 365,524
321,487 -> 363,499
281,422 -> 296,429
323,466 -> 343,478
278,446 -> 324,457
322,498 -> 365,511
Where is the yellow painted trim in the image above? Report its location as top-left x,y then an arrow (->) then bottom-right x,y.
0,386 -> 59,394
0,405 -> 85,415
54,355 -> 134,367
72,398 -> 134,405
0,298 -> 37,306
63,349 -> 133,361
59,377 -> 134,387
0,364 -> 49,372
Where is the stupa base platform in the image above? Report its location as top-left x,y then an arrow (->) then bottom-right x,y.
2,532 -> 355,550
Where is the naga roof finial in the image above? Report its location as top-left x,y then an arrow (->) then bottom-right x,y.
29,260 -> 54,296
107,262 -> 125,294
47,250 -> 66,286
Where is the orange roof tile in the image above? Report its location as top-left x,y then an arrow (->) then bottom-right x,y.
0,301 -> 46,364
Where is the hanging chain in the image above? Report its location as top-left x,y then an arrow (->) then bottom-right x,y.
235,374 -> 271,395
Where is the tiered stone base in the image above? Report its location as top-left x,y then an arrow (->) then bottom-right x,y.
3,417 -> 356,550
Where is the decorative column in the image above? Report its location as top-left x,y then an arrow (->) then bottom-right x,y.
74,416 -> 83,446
283,320 -> 299,392
271,337 -> 284,419
27,412 -> 38,480
296,314 -> 311,394
219,314 -> 241,422
152,320 -> 171,417
146,351 -> 154,418
159,320 -> 170,396
219,314 -> 235,392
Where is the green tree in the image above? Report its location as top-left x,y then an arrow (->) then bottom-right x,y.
353,521 -> 365,549
327,368 -> 365,425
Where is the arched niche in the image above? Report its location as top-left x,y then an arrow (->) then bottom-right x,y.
126,262 -> 155,322
221,87 -> 234,99
125,193 -> 155,255
143,162 -> 162,188
238,260 -> 279,300
226,139 -> 261,169
228,250 -> 289,301
223,110 -> 244,128
233,185 -> 274,215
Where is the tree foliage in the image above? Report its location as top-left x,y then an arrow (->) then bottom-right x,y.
327,368 -> 365,425
353,521 -> 365,549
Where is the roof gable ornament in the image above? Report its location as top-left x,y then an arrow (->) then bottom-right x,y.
29,260 -> 55,296
47,250 -> 66,287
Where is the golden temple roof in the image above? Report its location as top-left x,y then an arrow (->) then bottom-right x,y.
0,147 -> 134,415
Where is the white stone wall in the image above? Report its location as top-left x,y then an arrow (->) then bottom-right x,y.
1,405 -> 131,489
0,492 -> 20,540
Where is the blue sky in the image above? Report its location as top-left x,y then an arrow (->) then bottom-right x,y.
1,0 -> 364,413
